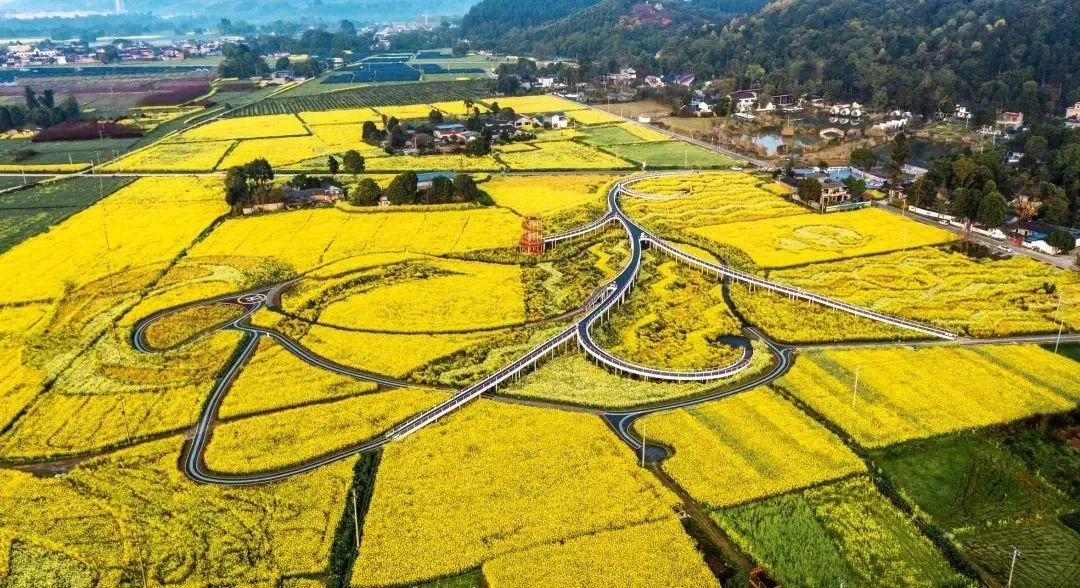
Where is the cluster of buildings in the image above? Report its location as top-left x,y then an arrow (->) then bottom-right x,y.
1,39 -> 224,68
390,113 -> 566,155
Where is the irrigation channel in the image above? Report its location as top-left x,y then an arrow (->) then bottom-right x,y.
122,171 -> 1078,485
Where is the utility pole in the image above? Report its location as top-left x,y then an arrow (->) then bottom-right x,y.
852,365 -> 860,409
1007,546 -> 1020,588
640,422 -> 646,468
351,489 -> 361,549
1053,292 -> 1065,354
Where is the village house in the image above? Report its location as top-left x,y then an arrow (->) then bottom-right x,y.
998,111 -> 1024,131
433,123 -> 467,140
728,90 -> 758,113
281,184 -> 344,209
534,112 -> 568,129
689,99 -> 713,116
1066,102 -> 1080,121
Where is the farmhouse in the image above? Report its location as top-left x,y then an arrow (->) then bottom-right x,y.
998,111 -> 1024,130
281,184 -> 344,208
534,112 -> 569,129
728,90 -> 758,113
416,171 -> 455,190
1066,102 -> 1080,121
433,123 -> 467,140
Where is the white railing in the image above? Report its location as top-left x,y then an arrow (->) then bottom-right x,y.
543,213 -> 618,245
643,236 -> 956,340
388,324 -> 578,439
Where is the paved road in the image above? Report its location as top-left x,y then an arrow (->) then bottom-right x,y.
76,171 -> 1079,485
874,202 -> 1077,271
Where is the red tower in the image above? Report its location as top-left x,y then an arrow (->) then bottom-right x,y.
519,215 -> 544,255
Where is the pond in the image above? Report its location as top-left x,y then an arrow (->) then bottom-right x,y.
742,132 -> 821,156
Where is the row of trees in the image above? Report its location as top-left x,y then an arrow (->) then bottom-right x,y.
351,172 -> 491,207
3,88 -> 80,130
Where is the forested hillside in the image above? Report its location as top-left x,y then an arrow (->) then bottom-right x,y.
461,0 -> 768,73
713,0 -> 1080,117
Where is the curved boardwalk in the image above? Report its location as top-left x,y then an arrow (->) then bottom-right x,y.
117,171 -> 1075,485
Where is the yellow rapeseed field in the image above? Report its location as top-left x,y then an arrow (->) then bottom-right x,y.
690,207 -> 955,267
505,341 -> 774,408
430,100 -> 480,116
771,247 -> 1080,337
174,114 -> 308,141
776,345 -> 1080,448
641,387 -> 865,508
484,173 -> 612,216
217,135 -> 348,169
621,123 -> 670,142
218,338 -> 378,418
298,108 -> 382,125
299,326 -> 488,378
0,330 -> 241,459
0,437 -> 355,585
374,103 -> 440,120
102,139 -> 235,172
362,152 -> 502,172
567,108 -> 625,126
316,258 -> 525,332
0,163 -> 89,173
189,207 -> 519,274
351,400 -> 681,586
0,176 -> 226,304
482,518 -> 716,587
728,282 -> 919,343
500,140 -> 635,170
205,388 -> 446,473
597,254 -> 745,370
481,95 -> 587,114
624,172 -> 806,231
141,302 -> 245,349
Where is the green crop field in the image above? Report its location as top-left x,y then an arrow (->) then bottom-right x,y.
603,141 -> 738,168
713,476 -> 964,587
0,177 -> 134,252
580,125 -> 647,147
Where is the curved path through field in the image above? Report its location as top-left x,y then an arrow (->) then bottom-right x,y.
113,171 -> 1077,485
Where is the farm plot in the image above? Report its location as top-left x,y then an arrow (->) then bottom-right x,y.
298,107 -> 382,125
140,302 -> 245,349
0,437 -> 355,586
297,326 -> 489,379
308,258 -> 526,333
205,388 -> 446,474
713,477 -> 965,587
225,79 -> 492,117
0,176 -> 227,305
727,281 -> 919,344
351,400 -> 692,587
218,338 -> 378,418
479,95 -> 586,114
770,246 -> 1080,337
566,108 -> 624,126
604,141 -> 739,168
102,139 -> 235,172
642,387 -> 865,508
690,207 -> 955,268
623,172 -> 806,232
363,152 -> 501,172
0,176 -> 133,253
504,341 -> 773,408
482,518 -> 715,587
776,345 -> 1080,449
873,432 -> 1080,587
173,114 -> 308,141
594,252 -> 746,371
483,173 -> 612,218
187,205 -> 519,275
499,140 -> 634,171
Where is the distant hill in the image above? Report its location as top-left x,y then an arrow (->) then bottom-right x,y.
0,0 -> 476,23
706,0 -> 1080,117
461,0 -> 767,73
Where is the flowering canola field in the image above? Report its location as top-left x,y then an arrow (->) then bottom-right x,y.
174,114 -> 309,141
776,344 -> 1080,448
351,400 -> 684,586
771,246 -> 1080,337
482,518 -> 715,587
641,387 -> 865,508
484,173 -> 613,216
499,140 -> 635,170
690,207 -> 955,267
0,437 -> 355,585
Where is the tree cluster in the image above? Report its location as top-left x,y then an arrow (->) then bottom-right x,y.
352,172 -> 492,207
4,87 -> 80,129
224,158 -> 274,212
